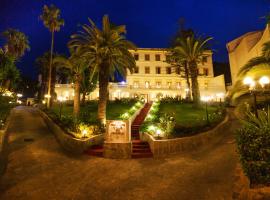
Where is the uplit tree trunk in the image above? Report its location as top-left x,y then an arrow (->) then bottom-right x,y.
73,74 -> 81,118
189,61 -> 200,107
184,62 -> 191,100
47,30 -> 54,108
98,71 -> 109,125
4,80 -> 11,90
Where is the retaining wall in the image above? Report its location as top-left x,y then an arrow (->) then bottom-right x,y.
141,113 -> 229,157
38,109 -> 104,154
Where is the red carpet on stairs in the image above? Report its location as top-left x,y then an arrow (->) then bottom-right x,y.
131,102 -> 153,158
85,102 -> 153,158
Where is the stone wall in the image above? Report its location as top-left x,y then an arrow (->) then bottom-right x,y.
103,142 -> 131,159
0,109 -> 13,177
38,109 -> 104,154
233,164 -> 270,200
141,114 -> 229,157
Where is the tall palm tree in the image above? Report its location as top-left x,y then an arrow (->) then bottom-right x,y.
54,53 -> 90,118
40,4 -> 64,108
2,28 -> 30,59
174,35 -> 212,106
69,15 -> 136,124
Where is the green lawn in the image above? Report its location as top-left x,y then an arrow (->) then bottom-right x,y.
159,102 -> 220,127
50,101 -> 135,123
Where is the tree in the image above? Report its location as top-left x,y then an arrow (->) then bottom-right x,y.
54,53 -> 90,118
40,4 -> 64,108
69,15 -> 136,124
174,35 -> 212,106
0,50 -> 20,91
35,52 -> 63,102
2,28 -> 30,59
80,68 -> 97,105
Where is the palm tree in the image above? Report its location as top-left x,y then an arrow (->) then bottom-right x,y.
54,53 -> 90,118
68,15 -> 136,124
0,50 -> 20,90
174,35 -> 212,106
2,28 -> 30,59
40,4 -> 64,108
80,68 -> 97,105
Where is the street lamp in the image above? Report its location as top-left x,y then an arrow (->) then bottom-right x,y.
243,77 -> 258,118
201,96 -> 210,125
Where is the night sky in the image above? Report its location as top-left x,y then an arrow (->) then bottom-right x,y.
0,0 -> 270,79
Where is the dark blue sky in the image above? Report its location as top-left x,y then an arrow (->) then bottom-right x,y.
0,0 -> 270,79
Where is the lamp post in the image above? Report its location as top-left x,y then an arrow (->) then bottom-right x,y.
216,93 -> 224,107
243,77 -> 258,118
201,96 -> 210,125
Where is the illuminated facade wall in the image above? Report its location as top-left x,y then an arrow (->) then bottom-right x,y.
227,25 -> 270,85
55,48 -> 226,101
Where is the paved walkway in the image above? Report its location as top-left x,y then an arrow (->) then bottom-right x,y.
0,106 -> 241,200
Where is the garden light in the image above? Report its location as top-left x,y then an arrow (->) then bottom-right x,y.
259,76 -> 270,88
17,93 -> 23,97
82,129 -> 88,138
156,129 -> 162,138
42,100 -> 46,104
44,94 -> 51,98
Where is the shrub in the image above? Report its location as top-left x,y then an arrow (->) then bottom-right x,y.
236,110 -> 270,187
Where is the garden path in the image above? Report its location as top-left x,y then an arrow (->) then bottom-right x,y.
0,106 -> 240,200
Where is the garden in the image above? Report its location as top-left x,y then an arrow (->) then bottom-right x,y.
44,98 -> 143,139
140,98 -> 226,139
0,95 -> 18,130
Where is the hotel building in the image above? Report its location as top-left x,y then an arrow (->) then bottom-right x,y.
55,48 -> 226,101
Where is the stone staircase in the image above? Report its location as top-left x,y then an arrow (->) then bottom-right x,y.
85,102 -> 153,158
131,102 -> 153,158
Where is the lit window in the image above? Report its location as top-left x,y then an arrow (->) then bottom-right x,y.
166,67 -> 171,74
145,54 -> 150,61
176,82 -> 181,89
133,81 -> 139,88
145,81 -> 150,88
145,67 -> 150,74
155,54 -> 161,61
156,67 -> 161,74
134,54 -> 139,61
167,82 -> 172,89
156,81 -> 161,88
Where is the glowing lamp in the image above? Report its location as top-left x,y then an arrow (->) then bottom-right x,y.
259,76 -> 270,87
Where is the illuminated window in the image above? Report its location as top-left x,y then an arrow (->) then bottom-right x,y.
133,81 -> 139,88
166,67 -> 171,74
145,81 -> 150,88
156,67 -> 161,74
145,66 -> 150,74
134,54 -> 139,61
155,54 -> 161,61
176,82 -> 181,89
145,54 -> 150,61
156,81 -> 161,88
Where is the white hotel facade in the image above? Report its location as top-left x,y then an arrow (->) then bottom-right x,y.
55,48 -> 226,101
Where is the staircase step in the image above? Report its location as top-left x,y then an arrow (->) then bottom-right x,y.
85,145 -> 104,157
133,148 -> 152,153
131,152 -> 153,159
